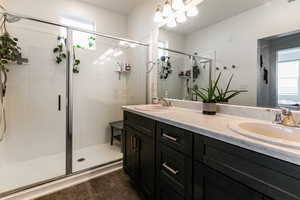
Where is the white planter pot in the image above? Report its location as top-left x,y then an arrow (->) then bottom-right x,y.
202,103 -> 217,115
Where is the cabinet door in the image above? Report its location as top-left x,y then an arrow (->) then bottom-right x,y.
137,132 -> 155,200
194,162 -> 264,200
159,177 -> 185,200
123,126 -> 138,181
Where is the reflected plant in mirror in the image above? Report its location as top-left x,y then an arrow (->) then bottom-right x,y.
192,72 -> 221,115
216,74 -> 248,104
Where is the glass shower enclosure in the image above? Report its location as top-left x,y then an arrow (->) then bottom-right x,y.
0,12 -> 148,197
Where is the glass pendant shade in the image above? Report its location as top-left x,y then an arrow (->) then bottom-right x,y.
162,2 -> 173,17
176,11 -> 187,23
172,0 -> 185,11
154,9 -> 164,23
167,15 -> 177,28
187,5 -> 199,17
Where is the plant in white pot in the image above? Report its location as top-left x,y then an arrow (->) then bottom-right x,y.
192,73 -> 221,115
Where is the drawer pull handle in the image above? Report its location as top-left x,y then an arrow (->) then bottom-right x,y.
163,162 -> 179,175
162,133 -> 177,142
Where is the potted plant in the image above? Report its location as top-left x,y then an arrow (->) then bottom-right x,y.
216,74 -> 248,104
192,73 -> 221,115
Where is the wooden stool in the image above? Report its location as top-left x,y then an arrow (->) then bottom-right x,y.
109,120 -> 124,146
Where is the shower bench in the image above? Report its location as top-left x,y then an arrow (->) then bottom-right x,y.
109,120 -> 124,146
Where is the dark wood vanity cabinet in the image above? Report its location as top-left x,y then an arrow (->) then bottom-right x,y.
123,112 -> 156,200
194,162 -> 264,200
123,111 -> 300,200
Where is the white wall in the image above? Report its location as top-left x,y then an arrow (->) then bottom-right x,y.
127,0 -> 158,104
1,0 -> 128,38
185,0 -> 300,106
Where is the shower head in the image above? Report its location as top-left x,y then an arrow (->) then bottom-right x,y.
5,14 -> 21,23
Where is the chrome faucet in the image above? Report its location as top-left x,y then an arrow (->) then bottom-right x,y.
274,108 -> 297,127
160,98 -> 172,107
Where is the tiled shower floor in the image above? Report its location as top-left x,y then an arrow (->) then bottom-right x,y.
0,143 -> 122,194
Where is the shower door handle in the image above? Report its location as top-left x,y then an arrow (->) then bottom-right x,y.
58,95 -> 61,111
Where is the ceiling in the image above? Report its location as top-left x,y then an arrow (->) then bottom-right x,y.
79,0 -> 148,15
164,0 -> 267,35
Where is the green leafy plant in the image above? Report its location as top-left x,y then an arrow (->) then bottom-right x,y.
53,36 -> 82,73
192,72 -> 222,103
0,14 -> 22,96
72,46 -> 80,73
88,36 -> 96,49
216,74 -> 248,103
53,36 -> 66,64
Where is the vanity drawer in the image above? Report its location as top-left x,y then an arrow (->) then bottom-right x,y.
124,111 -> 155,137
156,122 -> 193,156
203,137 -> 300,200
157,143 -> 192,197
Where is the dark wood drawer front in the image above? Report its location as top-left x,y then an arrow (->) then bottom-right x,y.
203,138 -> 300,200
124,111 -> 155,137
157,143 -> 192,196
157,122 -> 193,156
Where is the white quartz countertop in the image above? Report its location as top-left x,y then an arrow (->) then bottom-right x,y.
122,105 -> 300,166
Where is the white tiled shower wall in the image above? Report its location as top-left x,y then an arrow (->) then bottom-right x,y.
0,0 -> 148,168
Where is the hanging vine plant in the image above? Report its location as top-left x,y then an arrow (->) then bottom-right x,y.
53,36 -> 66,64
0,13 -> 23,142
53,36 -> 81,73
72,46 -> 80,73
0,14 -> 22,96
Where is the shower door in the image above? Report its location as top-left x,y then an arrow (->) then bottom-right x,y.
71,30 -> 148,172
0,18 -> 67,195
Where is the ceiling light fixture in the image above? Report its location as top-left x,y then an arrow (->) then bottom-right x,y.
176,11 -> 187,23
154,7 -> 164,23
172,0 -> 185,11
187,5 -> 199,17
167,15 -> 177,28
154,0 -> 203,25
162,1 -> 173,17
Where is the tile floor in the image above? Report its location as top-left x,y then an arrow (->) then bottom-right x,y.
35,170 -> 142,200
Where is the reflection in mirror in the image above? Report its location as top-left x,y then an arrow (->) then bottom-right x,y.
157,29 -> 214,101
155,0 -> 300,109
258,32 -> 300,109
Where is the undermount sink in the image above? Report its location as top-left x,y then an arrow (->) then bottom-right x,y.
229,121 -> 300,149
134,104 -> 170,112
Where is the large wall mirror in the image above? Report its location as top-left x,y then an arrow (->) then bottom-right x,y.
156,0 -> 300,109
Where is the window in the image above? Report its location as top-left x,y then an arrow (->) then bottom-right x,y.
61,17 -> 96,50
158,40 -> 169,58
277,47 -> 300,105
277,60 -> 299,95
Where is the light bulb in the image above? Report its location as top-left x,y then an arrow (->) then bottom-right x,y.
172,0 -> 185,11
162,2 -> 173,17
187,6 -> 199,17
167,16 -> 177,28
176,11 -> 187,23
154,8 -> 164,23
